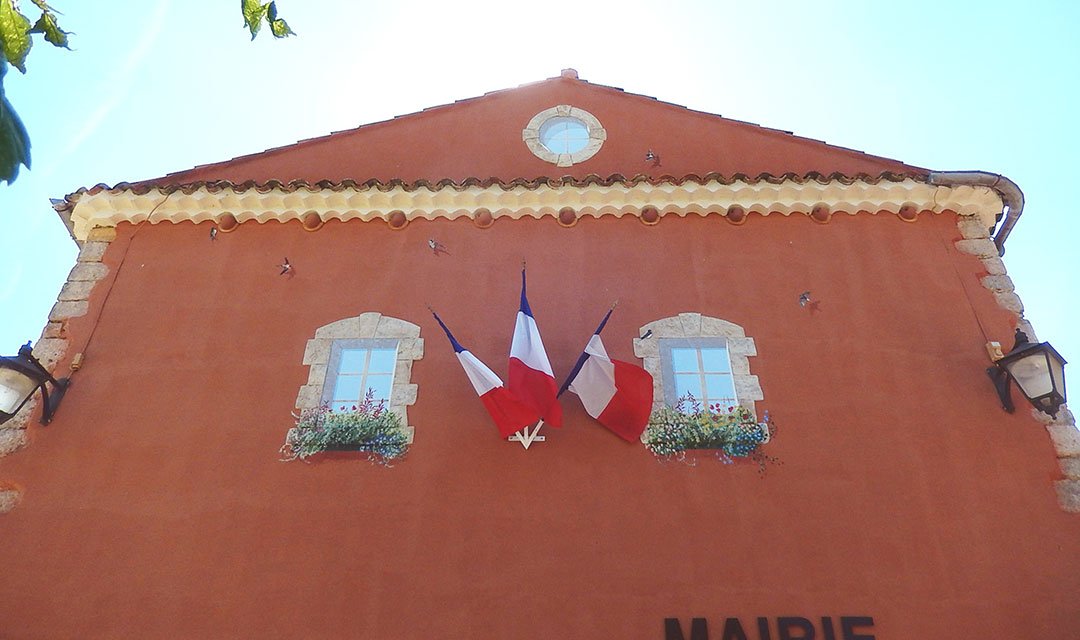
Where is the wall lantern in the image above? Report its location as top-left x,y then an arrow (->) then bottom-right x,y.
987,329 -> 1067,418
0,342 -> 70,426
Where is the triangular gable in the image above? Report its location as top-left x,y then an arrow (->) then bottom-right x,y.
148,70 -> 924,187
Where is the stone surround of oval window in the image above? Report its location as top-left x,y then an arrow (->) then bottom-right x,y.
522,105 -> 606,167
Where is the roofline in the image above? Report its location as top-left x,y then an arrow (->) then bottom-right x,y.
134,72 -> 924,188
927,171 -> 1024,255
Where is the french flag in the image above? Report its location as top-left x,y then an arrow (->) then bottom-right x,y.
559,308 -> 654,442
432,310 -> 540,438
508,268 -> 563,427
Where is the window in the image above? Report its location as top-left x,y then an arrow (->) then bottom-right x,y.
634,313 -> 763,417
664,339 -> 738,409
539,116 -> 590,155
323,340 -> 398,411
296,313 -> 424,442
522,105 -> 606,167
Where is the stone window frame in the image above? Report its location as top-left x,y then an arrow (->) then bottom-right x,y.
633,313 -> 763,417
522,105 -> 606,167
296,312 -> 423,443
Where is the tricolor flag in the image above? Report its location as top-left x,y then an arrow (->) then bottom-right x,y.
559,308 -> 654,443
508,267 -> 563,427
432,310 -> 540,438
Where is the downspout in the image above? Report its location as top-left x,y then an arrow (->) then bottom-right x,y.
927,171 -> 1024,256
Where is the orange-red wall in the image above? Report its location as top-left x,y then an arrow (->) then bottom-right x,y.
1,211 -> 1077,639
161,76 -> 918,186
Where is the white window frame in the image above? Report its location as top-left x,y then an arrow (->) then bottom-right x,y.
296,313 -> 423,443
322,339 -> 399,411
634,313 -> 763,417
660,337 -> 739,409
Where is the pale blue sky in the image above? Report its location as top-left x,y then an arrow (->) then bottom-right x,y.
2,1 -> 1077,380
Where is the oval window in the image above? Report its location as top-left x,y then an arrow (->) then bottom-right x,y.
539,116 -> 590,155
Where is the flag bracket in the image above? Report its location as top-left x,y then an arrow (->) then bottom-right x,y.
508,421 -> 545,449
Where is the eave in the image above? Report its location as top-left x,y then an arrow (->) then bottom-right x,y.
54,172 -> 1006,242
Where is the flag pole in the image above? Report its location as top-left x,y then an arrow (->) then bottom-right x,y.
427,304 -> 463,352
431,304 -> 542,446
556,301 -> 619,398
507,259 -> 548,449
508,273 -> 533,449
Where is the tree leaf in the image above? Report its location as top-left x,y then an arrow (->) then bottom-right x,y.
241,0 -> 269,40
269,17 -> 294,38
0,60 -> 31,184
0,0 -> 32,72
29,10 -> 69,49
29,0 -> 60,12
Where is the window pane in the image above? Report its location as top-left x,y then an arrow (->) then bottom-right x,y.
332,374 -> 363,402
671,348 -> 699,373
331,401 -> 354,413
339,349 -> 368,374
675,373 -> 702,401
365,375 -> 393,403
367,348 -> 397,374
704,374 -> 737,405
539,116 -> 589,154
700,347 -> 731,373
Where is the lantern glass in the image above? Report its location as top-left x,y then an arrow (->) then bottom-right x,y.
0,367 -> 39,415
1048,349 -> 1067,403
1005,351 -> 1053,399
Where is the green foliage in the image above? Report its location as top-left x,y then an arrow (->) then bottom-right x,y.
0,0 -> 66,71
29,9 -> 69,49
281,396 -> 410,465
643,399 -> 776,471
0,1 -> 292,186
266,2 -> 294,38
0,0 -> 32,73
0,59 -> 29,183
0,0 -> 66,184
242,0 -> 294,40
241,0 -> 268,39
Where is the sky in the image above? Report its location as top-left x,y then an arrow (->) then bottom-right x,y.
1,1 -> 1078,384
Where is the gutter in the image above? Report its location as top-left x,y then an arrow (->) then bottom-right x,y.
927,171 -> 1024,256
50,197 -> 79,244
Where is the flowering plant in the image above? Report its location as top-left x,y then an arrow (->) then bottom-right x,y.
642,397 -> 775,471
280,390 -> 409,465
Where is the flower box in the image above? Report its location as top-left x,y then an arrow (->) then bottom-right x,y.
642,400 -> 775,470
280,394 -> 410,465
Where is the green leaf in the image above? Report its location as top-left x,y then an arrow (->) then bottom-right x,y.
269,16 -> 294,38
29,10 -> 69,49
267,1 -> 295,37
0,0 -> 32,72
0,60 -> 32,184
241,0 -> 269,40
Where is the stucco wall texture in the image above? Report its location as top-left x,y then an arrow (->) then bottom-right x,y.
157,73 -> 920,187
1,210 -> 1077,639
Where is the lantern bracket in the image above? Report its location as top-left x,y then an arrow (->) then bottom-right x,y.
987,365 -> 1015,414
986,328 -> 1067,419
0,342 -> 70,426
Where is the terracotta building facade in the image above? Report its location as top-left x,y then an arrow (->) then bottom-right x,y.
1,71 -> 1076,639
